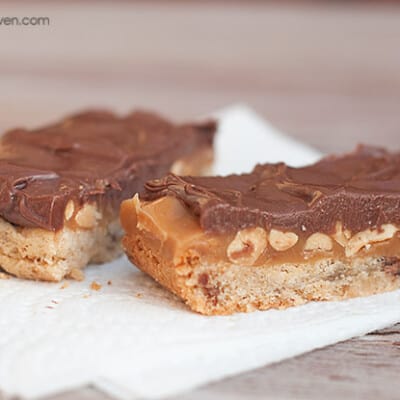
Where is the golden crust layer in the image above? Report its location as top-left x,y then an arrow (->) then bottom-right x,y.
124,233 -> 400,315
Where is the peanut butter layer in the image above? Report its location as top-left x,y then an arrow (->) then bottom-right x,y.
121,195 -> 400,268
143,145 -> 400,236
0,110 -> 216,231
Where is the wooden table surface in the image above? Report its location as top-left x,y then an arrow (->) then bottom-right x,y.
1,1 -> 400,399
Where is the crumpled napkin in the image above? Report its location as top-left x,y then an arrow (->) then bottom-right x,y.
0,105 -> 399,400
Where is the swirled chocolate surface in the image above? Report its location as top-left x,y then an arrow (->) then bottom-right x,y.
0,110 -> 215,231
143,146 -> 400,235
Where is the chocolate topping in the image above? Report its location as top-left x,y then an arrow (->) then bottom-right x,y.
0,110 -> 215,231
143,145 -> 400,235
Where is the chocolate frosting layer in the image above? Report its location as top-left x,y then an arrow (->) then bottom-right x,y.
143,146 -> 400,235
0,110 -> 215,231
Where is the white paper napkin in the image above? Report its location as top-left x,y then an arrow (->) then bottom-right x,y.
0,105 -> 399,400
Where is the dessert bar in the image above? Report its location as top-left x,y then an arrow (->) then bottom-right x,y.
0,110 -> 215,281
122,146 -> 400,315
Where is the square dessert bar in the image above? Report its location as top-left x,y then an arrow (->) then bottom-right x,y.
121,146 -> 400,315
0,110 -> 216,281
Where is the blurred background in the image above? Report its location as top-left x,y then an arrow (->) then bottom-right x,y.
1,1 -> 400,153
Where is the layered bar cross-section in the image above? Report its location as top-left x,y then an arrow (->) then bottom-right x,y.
0,110 -> 215,281
121,146 -> 400,315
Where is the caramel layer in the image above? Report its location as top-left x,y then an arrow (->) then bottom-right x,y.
121,196 -> 400,268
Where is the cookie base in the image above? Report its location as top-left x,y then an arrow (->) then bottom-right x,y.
124,234 -> 400,315
0,216 -> 122,282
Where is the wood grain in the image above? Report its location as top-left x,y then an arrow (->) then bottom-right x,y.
1,1 -> 400,399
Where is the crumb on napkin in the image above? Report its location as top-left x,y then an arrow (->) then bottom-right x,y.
90,281 -> 102,291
